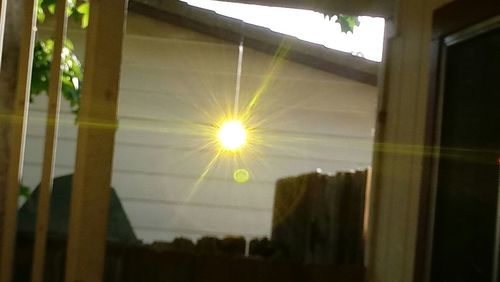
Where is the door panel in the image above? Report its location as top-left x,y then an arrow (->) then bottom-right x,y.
430,20 -> 500,282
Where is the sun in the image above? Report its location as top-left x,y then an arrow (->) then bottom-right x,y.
217,120 -> 247,151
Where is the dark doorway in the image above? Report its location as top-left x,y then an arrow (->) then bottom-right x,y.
430,21 -> 500,282
416,2 -> 500,282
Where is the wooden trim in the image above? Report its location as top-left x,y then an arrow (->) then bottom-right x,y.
0,1 -> 38,281
64,0 -> 128,281
128,0 -> 379,86
413,38 -> 441,282
415,1 -> 500,281
0,0 -> 7,70
432,0 -> 500,40
365,23 -> 391,281
362,167 -> 372,267
31,0 -> 69,281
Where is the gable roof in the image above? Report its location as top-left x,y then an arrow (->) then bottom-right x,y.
18,174 -> 137,243
129,0 -> 379,85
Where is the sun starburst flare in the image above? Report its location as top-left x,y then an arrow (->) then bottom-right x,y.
217,120 -> 247,151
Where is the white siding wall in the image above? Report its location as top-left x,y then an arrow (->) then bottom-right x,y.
23,13 -> 377,242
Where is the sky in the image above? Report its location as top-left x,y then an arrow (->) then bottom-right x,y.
181,0 -> 385,62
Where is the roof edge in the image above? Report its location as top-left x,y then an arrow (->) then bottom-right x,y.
129,0 -> 379,86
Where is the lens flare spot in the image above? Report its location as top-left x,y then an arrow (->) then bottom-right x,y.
217,120 -> 247,151
233,169 -> 250,183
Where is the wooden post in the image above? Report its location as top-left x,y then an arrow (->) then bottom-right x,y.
30,0 -> 68,281
0,0 -> 7,70
363,167 -> 373,267
0,0 -> 37,281
64,0 -> 128,281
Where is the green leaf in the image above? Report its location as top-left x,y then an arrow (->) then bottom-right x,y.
64,39 -> 75,50
47,3 -> 56,14
335,14 -> 360,34
19,184 -> 31,201
76,2 -> 90,28
37,0 -> 45,22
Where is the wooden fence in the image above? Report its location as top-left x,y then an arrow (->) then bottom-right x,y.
272,169 -> 370,265
13,232 -> 364,282
10,168 -> 371,282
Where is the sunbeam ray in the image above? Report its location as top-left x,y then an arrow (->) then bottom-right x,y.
186,149 -> 223,201
241,41 -> 291,122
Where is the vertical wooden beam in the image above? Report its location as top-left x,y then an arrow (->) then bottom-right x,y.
363,167 -> 372,267
366,0 -> 448,281
0,0 -> 8,70
64,0 -> 128,281
30,0 -> 68,281
0,0 -> 37,281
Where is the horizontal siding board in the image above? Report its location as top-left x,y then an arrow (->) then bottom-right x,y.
123,201 -> 272,238
24,138 -> 367,182
26,129 -> 372,165
116,176 -> 275,210
22,163 -> 73,190
118,62 -> 375,95
123,36 -> 239,73
26,105 -> 374,164
24,169 -> 273,241
118,67 -> 377,113
116,88 -> 375,126
117,88 -> 376,116
22,160 -> 275,209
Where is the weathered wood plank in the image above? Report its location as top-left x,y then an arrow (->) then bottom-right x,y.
0,0 -> 38,281
64,0 -> 128,281
31,0 -> 69,281
0,0 -> 21,278
272,170 -> 368,265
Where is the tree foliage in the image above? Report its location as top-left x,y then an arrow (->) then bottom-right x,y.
20,0 -> 89,197
37,0 -> 89,28
31,0 -> 89,115
323,13 -> 360,33
31,39 -> 83,114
